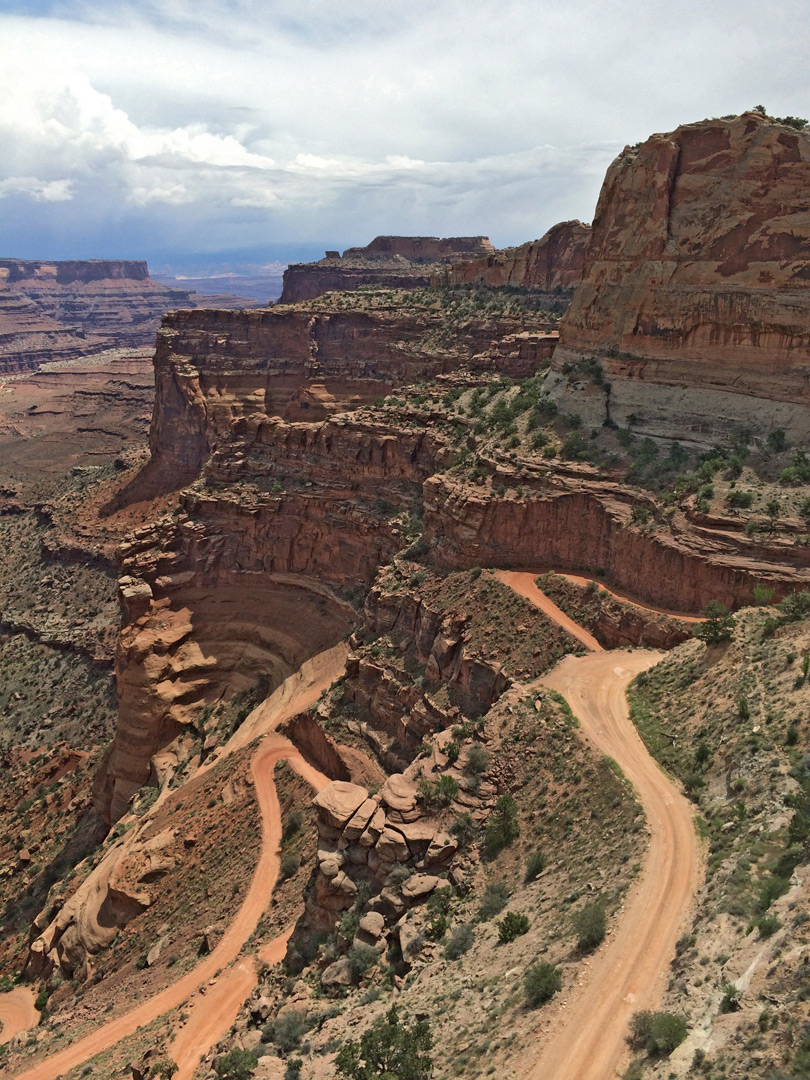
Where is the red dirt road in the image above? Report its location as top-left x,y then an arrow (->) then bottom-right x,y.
522,653 -> 701,1080
494,570 -> 603,652
0,988 -> 39,1046
12,738 -> 327,1080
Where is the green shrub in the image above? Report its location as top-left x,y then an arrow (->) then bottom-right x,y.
444,924 -> 474,960
754,913 -> 781,939
450,811 -> 477,846
497,911 -> 530,943
279,853 -> 301,880
335,1005 -> 432,1079
524,849 -> 546,882
347,943 -> 379,980
483,794 -> 520,858
272,1009 -> 310,1052
478,882 -> 511,921
445,740 -> 460,765
524,961 -> 561,1007
214,1048 -> 259,1079
464,743 -> 490,776
630,1011 -> 687,1057
693,600 -> 735,645
727,489 -> 753,508
573,902 -> 607,951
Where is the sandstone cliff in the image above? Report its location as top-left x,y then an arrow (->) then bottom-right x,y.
436,220 -> 590,291
547,113 -> 810,444
147,301 -> 558,477
278,235 -> 495,303
0,259 -> 260,374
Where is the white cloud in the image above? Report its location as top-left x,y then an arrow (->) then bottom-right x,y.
0,176 -> 74,201
0,0 -> 809,258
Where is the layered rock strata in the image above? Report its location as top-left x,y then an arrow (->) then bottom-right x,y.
148,305 -> 558,477
278,235 -> 495,303
436,220 -> 590,291
0,259 -> 260,374
547,113 -> 810,444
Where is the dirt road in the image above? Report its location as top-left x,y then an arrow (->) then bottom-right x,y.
0,988 -> 39,1046
494,570 -> 603,652
14,728 -> 331,1080
522,651 -> 701,1079
501,570 -> 702,1080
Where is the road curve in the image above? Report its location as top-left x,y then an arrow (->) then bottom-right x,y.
525,652 -> 700,1079
499,574 -> 701,1080
12,738 -> 325,1080
0,988 -> 39,1046
493,570 -> 603,652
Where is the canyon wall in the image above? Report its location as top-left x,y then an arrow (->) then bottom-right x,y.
436,220 -> 590,291
547,113 -> 810,444
0,258 -> 260,374
148,304 -> 557,476
278,235 -> 495,303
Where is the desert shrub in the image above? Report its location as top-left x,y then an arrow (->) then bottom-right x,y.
692,600 -> 735,645
754,913 -> 781,939
524,961 -> 561,1007
728,489 -> 754,508
483,794 -> 519,858
418,774 -> 459,809
464,744 -> 490,776
524,849 -> 546,882
214,1048 -> 258,1079
573,902 -> 607,951
347,944 -> 379,980
719,982 -> 741,1013
478,882 -> 511,921
444,924 -> 474,960
445,740 -> 460,765
335,1005 -> 432,1079
282,810 -> 303,844
272,1009 -> 310,1052
450,811 -> 477,846
497,911 -> 530,943
284,1060 -> 303,1080
630,1011 -> 687,1056
279,853 -> 301,880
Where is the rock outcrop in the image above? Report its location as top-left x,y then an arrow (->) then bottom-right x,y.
436,220 -> 590,291
547,113 -> 810,444
278,236 -> 495,303
148,303 -> 558,477
0,259 -> 260,374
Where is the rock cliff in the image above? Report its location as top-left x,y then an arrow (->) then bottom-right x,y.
278,236 -> 495,303
0,259 -> 260,374
147,300 -> 559,478
547,113 -> 810,444
436,220 -> 590,291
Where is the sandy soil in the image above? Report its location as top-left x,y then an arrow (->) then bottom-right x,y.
496,574 -> 702,1080
0,988 -> 39,1046
519,652 -> 701,1080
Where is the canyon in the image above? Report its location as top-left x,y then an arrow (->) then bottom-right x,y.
0,260 -> 260,375
2,110 -> 810,1080
548,111 -> 810,445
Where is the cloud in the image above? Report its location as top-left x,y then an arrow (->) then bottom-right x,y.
1,0 -> 809,260
0,176 -> 74,202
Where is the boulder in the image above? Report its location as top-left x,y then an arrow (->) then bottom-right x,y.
379,774 -> 418,813
401,874 -> 441,902
313,781 -> 369,830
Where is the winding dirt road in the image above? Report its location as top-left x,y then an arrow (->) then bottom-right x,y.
499,572 -> 702,1080
11,642 -> 339,1080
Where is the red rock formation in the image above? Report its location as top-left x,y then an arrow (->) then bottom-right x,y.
548,113 -> 810,444
0,259 -> 261,374
278,235 -> 495,303
437,221 -> 590,291
147,305 -> 558,477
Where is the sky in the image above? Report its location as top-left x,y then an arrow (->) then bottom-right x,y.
0,0 -> 807,271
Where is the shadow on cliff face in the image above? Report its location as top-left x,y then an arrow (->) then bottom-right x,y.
97,460 -> 197,517
5,810 -> 107,944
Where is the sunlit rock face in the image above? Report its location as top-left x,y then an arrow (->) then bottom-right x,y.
548,112 -> 810,445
